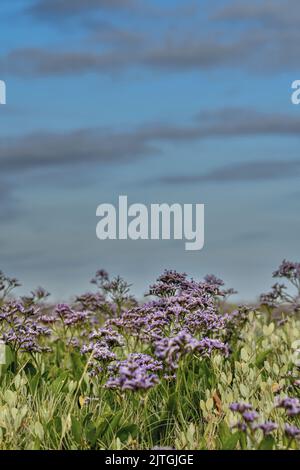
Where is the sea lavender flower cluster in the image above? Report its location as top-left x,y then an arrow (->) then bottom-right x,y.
183,308 -> 225,335
106,354 -> 161,391
276,397 -> 300,416
255,421 -> 278,436
230,398 -> 300,441
81,343 -> 116,362
147,270 -> 188,297
284,424 -> 300,438
0,301 -> 51,353
108,303 -> 171,341
0,271 -> 21,302
75,292 -> 106,313
55,304 -> 90,327
108,270 -> 243,350
230,402 -> 277,435
80,327 -> 125,376
89,327 -> 124,348
21,287 -> 50,307
273,260 -> 300,282
91,270 -> 136,316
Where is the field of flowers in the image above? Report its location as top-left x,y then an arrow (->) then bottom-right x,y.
0,261 -> 300,450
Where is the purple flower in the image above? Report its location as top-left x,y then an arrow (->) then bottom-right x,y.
204,274 -> 225,287
81,343 -> 116,362
230,402 -> 253,413
242,410 -> 259,422
0,301 -> 51,353
255,421 -> 278,436
55,304 -> 90,327
154,331 -> 198,369
276,397 -> 300,416
89,327 -> 124,347
273,260 -> 300,281
75,292 -> 106,312
196,337 -> 229,357
38,315 -> 58,324
284,424 -> 300,438
232,421 -> 247,432
155,331 -> 228,369
106,354 -> 159,391
183,308 -> 225,334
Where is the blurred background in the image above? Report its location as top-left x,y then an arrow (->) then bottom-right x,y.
0,0 -> 300,300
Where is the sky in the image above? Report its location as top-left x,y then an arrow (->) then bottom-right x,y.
0,0 -> 300,301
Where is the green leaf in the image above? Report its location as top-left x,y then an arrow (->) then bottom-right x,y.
85,421 -> 97,446
255,349 -> 272,368
54,416 -> 62,434
70,353 -> 84,381
259,436 -> 275,450
223,431 -> 241,450
71,417 -> 82,444
24,362 -> 37,377
117,424 -> 138,442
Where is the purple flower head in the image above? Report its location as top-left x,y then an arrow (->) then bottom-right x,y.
155,331 -> 229,369
204,274 -> 225,287
231,421 -> 247,433
195,337 -> 229,357
147,270 -> 187,297
154,331 -> 197,369
75,292 -> 106,312
91,269 -> 109,288
255,421 -> 278,436
242,410 -> 259,423
273,260 -> 300,281
284,424 -> 300,438
276,397 -> 300,416
230,402 -> 253,413
106,354 -> 160,391
1,319 -> 51,353
38,315 -> 58,324
89,327 -> 124,348
183,308 -> 225,334
81,342 -> 116,363
55,304 -> 90,327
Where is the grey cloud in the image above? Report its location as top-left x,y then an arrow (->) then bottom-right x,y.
1,108 -> 300,174
28,0 -> 198,22
0,128 -> 156,172
161,159 -> 300,185
1,26 -> 298,77
87,21 -> 146,47
0,34 -> 258,77
13,1 -> 300,76
214,0 -> 300,28
28,0 -> 136,18
1,48 -> 130,77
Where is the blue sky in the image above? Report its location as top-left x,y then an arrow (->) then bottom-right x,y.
1,0 -> 300,301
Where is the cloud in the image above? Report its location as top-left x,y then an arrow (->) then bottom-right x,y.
0,34 -> 259,77
28,0 -> 199,22
160,159 -> 300,185
2,1 -> 293,77
86,21 -> 146,47
0,127 -> 156,172
1,108 -> 300,175
214,0 -> 300,28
